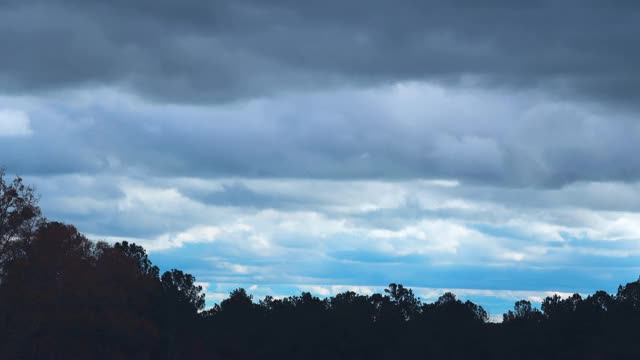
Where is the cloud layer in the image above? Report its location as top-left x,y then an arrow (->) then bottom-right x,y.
2,83 -> 640,186
2,1 -> 640,104
3,1 -> 640,316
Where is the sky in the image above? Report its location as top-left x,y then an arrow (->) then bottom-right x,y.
2,0 -> 640,319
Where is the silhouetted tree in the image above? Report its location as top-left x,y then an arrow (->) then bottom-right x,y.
114,240 -> 160,277
385,283 -> 420,320
158,269 -> 204,312
504,300 -> 543,323
0,170 -> 42,242
616,277 -> 640,309
0,170 -> 44,275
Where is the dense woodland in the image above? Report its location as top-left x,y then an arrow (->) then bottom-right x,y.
2,170 -> 640,359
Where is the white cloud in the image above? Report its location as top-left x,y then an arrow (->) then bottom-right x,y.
498,251 -> 526,262
205,292 -> 228,303
211,261 -> 254,275
0,109 -> 32,136
298,285 -> 331,296
416,287 -> 579,304
50,175 -> 640,265
195,282 -> 210,292
330,285 -> 375,295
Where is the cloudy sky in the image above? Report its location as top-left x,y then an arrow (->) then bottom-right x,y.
2,0 -> 640,318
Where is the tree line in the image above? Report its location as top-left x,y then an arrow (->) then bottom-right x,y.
1,170 -> 640,359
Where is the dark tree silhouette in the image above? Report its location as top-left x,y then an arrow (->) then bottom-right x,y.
0,170 -> 44,275
504,299 -> 543,323
161,269 -> 205,313
385,282 -> 420,320
0,170 -> 43,243
114,240 -> 160,277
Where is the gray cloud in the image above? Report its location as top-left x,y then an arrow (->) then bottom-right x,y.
1,1 -> 640,104
2,1 -> 640,187
3,80 -> 640,187
180,182 -> 309,209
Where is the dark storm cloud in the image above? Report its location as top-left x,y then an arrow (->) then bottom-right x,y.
3,1 -> 640,186
1,0 -> 639,103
